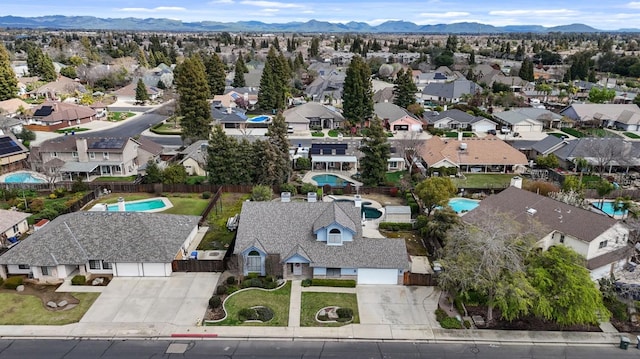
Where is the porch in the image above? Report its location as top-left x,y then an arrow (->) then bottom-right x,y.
60,161 -> 129,181
311,155 -> 358,173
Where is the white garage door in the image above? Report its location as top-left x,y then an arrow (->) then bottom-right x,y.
474,123 -> 494,133
115,263 -> 140,277
357,268 -> 398,285
142,263 -> 168,277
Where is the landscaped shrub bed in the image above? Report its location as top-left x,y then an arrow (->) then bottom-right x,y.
240,274 -> 278,289
209,295 -> 222,309
336,307 -> 354,322
4,276 -> 23,290
238,306 -> 274,322
378,222 -> 414,231
310,279 -> 356,288
71,275 -> 86,285
435,308 -> 463,329
561,128 -> 585,138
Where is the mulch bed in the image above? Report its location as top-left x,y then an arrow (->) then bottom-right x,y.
0,283 -> 80,311
465,305 -> 602,332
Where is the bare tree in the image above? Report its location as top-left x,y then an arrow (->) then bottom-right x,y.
580,138 -> 625,176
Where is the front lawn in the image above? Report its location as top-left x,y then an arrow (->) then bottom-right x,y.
300,292 -> 359,327
107,112 -> 135,122
151,119 -> 182,135
0,292 -> 99,325
215,281 -> 291,326
452,173 -> 514,189
199,193 -> 249,250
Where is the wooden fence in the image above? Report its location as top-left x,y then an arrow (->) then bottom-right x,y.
403,272 -> 437,286
199,187 -> 222,226
171,259 -> 225,272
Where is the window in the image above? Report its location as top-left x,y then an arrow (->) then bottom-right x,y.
389,161 -> 398,169
102,261 -> 112,270
246,250 -> 261,273
52,152 -> 58,158
326,268 -> 341,277
559,234 -> 565,243
12,224 -> 19,233
599,240 -> 608,249
89,152 -> 95,159
89,260 -> 101,270
72,151 -> 78,158
41,267 -> 50,276
18,264 -> 29,270
103,152 -> 109,159
328,228 -> 342,245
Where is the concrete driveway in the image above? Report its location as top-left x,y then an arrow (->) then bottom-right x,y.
80,272 -> 219,326
356,285 -> 440,327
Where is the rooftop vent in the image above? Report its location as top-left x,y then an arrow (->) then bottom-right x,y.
459,142 -> 467,151
307,192 -> 317,203
281,192 -> 291,203
526,208 -> 537,216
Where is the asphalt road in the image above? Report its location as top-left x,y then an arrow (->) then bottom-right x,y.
0,340 -> 637,359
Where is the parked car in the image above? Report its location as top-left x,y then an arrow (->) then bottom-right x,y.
487,129 -> 497,135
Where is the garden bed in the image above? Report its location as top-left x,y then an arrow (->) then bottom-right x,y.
464,305 -> 602,332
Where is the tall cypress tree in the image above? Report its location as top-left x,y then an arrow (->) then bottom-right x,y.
393,69 -> 418,109
266,113 -> 291,184
519,57 -> 534,82
135,78 -> 149,104
359,116 -> 390,186
175,54 -> 212,144
231,58 -> 246,88
0,43 -> 18,101
204,53 -> 226,96
258,47 -> 289,111
342,55 -> 373,127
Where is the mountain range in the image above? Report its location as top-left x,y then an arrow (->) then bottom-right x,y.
1,16 -> 639,33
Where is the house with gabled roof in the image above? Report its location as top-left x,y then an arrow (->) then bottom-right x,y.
561,104 -> 640,131
421,79 -> 482,104
178,140 -> 209,176
548,137 -> 640,172
0,212 -> 200,282
493,108 -> 553,133
0,132 -> 29,174
28,76 -> 86,100
233,201 -> 409,284
0,209 -> 30,247
426,109 -> 497,133
111,81 -> 161,104
283,102 -> 344,131
25,102 -> 97,132
464,185 -> 631,280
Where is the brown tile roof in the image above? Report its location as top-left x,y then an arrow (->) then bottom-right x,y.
135,137 -> 164,156
0,98 -> 31,114
464,186 -> 619,243
586,246 -> 632,270
32,102 -> 96,123
31,76 -> 83,95
419,136 -> 528,167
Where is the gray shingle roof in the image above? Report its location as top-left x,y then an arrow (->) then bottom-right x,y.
421,79 -> 482,99
373,102 -> 415,122
0,212 -> 200,266
531,135 -> 565,155
0,209 -> 30,234
234,202 -> 408,270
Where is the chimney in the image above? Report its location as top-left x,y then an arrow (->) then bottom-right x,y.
226,107 -> 232,114
117,197 -> 126,212
280,192 -> 291,203
75,138 -> 89,162
457,131 -> 463,141
510,176 -> 523,189
354,194 -> 362,208
443,104 -> 448,111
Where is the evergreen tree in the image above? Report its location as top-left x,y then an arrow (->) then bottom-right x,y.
232,60 -> 246,88
342,55 -> 373,127
309,37 -> 320,58
258,47 -> 289,111
266,113 -> 291,184
40,54 -> 56,82
26,44 -> 56,81
392,69 -> 418,109
207,126 -> 239,185
236,54 -> 248,73
144,160 -> 163,184
204,53 -> 226,96
359,117 -> 390,186
136,47 -> 149,68
469,50 -> 476,65
175,54 -> 212,144
252,140 -> 282,185
0,43 -> 18,101
519,57 -> 535,82
135,78 -> 149,104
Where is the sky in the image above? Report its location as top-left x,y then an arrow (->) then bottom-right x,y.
3,0 -> 640,30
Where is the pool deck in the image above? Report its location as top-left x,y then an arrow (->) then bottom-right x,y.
324,195 -> 386,239
0,170 -> 48,183
88,197 -> 173,213
302,171 -> 363,187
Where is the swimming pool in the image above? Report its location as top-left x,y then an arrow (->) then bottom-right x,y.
90,197 -> 172,213
592,201 -> 628,216
1,171 -> 46,183
247,115 -> 271,123
333,199 -> 383,219
447,198 -> 480,213
312,174 -> 353,187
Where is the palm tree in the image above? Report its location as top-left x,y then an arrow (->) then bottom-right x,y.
596,179 -> 615,210
573,157 -> 589,184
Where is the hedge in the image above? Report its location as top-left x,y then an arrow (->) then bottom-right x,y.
311,278 -> 357,288
71,275 -> 86,285
4,276 -> 23,289
378,222 -> 414,231
561,128 -> 585,138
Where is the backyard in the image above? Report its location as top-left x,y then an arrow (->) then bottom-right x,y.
91,192 -> 210,216
381,230 -> 427,256
199,193 -> 249,250
300,292 -> 359,327
213,281 -> 291,326
451,173 -> 515,189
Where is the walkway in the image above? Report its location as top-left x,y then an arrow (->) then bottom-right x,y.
288,280 -> 302,327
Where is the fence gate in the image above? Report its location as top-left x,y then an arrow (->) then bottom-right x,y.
403,272 -> 437,286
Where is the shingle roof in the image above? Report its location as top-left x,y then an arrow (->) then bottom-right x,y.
422,79 -> 482,99
531,135 -> 565,155
419,136 -> 529,167
31,102 -> 96,123
234,202 -> 408,270
0,212 -> 200,266
283,102 -> 344,124
0,209 -> 30,234
374,102 -> 415,122
561,104 -> 640,122
312,202 -> 358,233
426,109 -> 476,124
464,186 -> 618,243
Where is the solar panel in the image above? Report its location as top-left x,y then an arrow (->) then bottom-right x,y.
88,138 -> 126,149
310,148 -> 321,154
33,106 -> 53,117
0,136 -> 24,156
335,148 -> 346,155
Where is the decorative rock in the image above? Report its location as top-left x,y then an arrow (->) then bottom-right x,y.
57,300 -> 68,307
47,301 -> 58,308
15,285 -> 24,292
92,277 -> 104,286
327,310 -> 339,320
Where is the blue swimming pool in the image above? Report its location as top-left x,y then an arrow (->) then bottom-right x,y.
312,174 -> 353,187
106,198 -> 168,212
447,198 -> 480,213
247,115 -> 271,123
2,172 -> 46,183
592,201 -> 627,216
334,199 -> 383,219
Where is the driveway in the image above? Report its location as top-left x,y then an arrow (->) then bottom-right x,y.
356,285 -> 440,327
80,272 -> 219,326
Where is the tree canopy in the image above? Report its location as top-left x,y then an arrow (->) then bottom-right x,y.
204,53 -> 226,96
393,68 -> 418,109
359,117 -> 390,186
588,87 -> 615,104
135,79 -> 149,104
175,54 -> 212,144
414,177 -> 457,217
342,55 -> 373,127
0,43 -> 17,101
258,46 -> 290,111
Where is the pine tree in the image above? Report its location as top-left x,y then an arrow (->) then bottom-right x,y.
207,126 -> 239,185
342,55 -> 373,127
40,54 -> 56,82
258,47 -> 289,111
519,57 -> 534,82
266,113 -> 291,184
135,79 -> 149,104
0,43 -> 18,101
359,117 -> 391,186
232,58 -> 246,88
175,54 -> 212,144
253,140 -> 282,185
392,69 -> 418,109
204,53 -> 226,96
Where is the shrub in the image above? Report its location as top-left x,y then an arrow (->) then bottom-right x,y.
463,320 -> 472,329
247,272 -> 259,279
336,307 -> 353,319
226,276 -> 237,285
209,295 -> 222,309
333,189 -> 343,195
301,279 -> 312,287
435,308 -> 448,322
378,222 -> 414,231
251,185 -> 273,201
296,157 -> 311,170
49,193 -> 57,199
226,285 -> 240,295
238,308 -> 257,321
71,275 -> 86,285
202,191 -> 212,199
300,183 -> 317,195
53,187 -> 67,198
4,276 -> 23,289
279,183 -> 297,196
310,279 -> 357,288
440,316 -> 463,329
216,284 -> 228,295
255,306 -> 274,322
29,198 -> 45,212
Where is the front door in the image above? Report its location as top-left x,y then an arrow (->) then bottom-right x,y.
293,263 -> 302,276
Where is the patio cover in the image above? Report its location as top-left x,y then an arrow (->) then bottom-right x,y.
60,161 -> 119,172
311,155 -> 358,163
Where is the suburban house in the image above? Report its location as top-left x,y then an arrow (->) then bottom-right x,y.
0,212 -> 200,282
31,136 -> 154,181
142,63 -> 174,88
530,135 -> 569,159
0,133 -> 29,174
560,104 -> 640,131
310,143 -> 357,172
0,116 -> 23,134
233,201 -> 409,284
373,102 -> 425,132
421,79 -> 482,104
213,87 -> 259,110
178,140 -> 209,176
304,68 -> 345,106
492,108 -> 553,133
0,98 -> 31,117
28,76 -> 86,100
211,105 -> 249,129
111,81 -> 162,104
464,185 -> 631,280
426,109 -> 497,133
283,102 -> 345,132
549,137 -> 640,172
0,209 -> 30,247
25,102 -> 97,132
418,136 -> 529,173
372,87 -> 395,104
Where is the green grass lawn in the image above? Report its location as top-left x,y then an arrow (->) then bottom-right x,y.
452,173 -> 514,189
0,292 -> 99,325
199,193 -> 249,250
312,131 -> 325,137
151,121 -> 182,135
54,127 -> 90,134
549,132 -> 566,138
92,176 -> 137,182
215,281 -> 291,326
94,193 -> 208,216
385,170 -> 409,185
108,112 -> 135,122
624,132 -> 640,139
561,128 -> 585,138
300,292 -> 359,327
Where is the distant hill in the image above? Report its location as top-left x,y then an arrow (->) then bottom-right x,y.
0,15 -> 627,33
